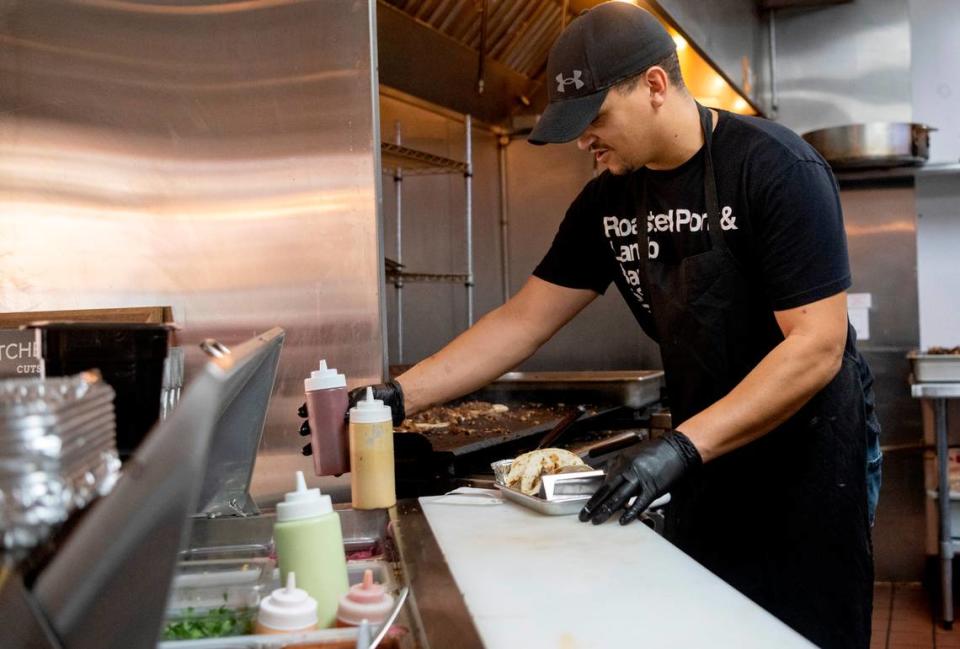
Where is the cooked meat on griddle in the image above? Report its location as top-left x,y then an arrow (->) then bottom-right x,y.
395,400 -> 562,437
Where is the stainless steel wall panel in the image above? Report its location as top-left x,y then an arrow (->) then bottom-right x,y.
916,176 -> 960,350
842,187 -> 919,349
0,0 -> 384,505
909,0 -> 960,164
840,185 -> 923,580
770,0 -> 911,135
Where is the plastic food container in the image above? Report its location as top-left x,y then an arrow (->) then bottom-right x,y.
910,351 -> 960,382
162,558 -> 275,640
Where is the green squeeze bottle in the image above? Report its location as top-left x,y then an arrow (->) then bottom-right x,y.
273,471 -> 349,628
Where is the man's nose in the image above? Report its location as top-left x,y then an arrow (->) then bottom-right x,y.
577,132 -> 595,151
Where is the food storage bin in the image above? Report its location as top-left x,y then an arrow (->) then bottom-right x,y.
162,558 -> 275,640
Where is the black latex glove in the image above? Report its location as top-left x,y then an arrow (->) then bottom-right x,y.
579,430 -> 701,525
299,380 -> 406,456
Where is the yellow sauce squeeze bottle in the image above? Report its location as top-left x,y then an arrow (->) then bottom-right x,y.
349,387 -> 396,510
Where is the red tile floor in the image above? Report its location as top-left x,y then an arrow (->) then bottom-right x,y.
873,582 -> 960,649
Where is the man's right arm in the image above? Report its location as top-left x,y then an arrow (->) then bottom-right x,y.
395,276 -> 598,415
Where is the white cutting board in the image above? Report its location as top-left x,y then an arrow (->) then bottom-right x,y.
420,494 -> 815,649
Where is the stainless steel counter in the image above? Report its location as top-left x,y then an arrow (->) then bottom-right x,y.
393,500 -> 485,649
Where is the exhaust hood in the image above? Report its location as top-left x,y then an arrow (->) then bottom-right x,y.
379,0 -> 760,126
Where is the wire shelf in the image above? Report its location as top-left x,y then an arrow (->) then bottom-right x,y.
381,142 -> 469,176
386,270 -> 470,284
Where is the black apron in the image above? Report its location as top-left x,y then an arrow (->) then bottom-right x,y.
635,104 -> 874,649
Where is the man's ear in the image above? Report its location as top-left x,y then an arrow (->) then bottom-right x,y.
645,66 -> 669,108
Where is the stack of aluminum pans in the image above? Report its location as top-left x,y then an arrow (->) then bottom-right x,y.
0,371 -> 120,555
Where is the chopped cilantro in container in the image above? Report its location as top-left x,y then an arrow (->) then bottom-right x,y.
161,603 -> 255,640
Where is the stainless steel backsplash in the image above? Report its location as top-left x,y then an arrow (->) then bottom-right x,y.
0,0 -> 385,504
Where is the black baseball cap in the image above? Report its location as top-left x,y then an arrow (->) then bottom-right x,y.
528,2 -> 677,146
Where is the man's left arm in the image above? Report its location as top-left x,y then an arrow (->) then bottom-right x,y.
580,292 -> 849,525
675,291 -> 848,462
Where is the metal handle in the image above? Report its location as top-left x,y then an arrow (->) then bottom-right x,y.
535,406 -> 586,450
199,338 -> 230,358
365,586 -> 409,649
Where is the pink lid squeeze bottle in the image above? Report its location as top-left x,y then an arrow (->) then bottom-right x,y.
336,569 -> 394,627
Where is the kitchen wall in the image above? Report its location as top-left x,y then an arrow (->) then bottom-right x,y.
0,0 -> 384,505
915,175 -> 960,352
770,0 -> 911,134
910,0 -> 960,350
909,0 -> 960,165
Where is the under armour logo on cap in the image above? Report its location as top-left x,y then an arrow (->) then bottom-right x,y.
556,70 -> 585,93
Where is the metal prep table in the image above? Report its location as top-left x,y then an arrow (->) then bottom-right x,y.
911,380 -> 960,629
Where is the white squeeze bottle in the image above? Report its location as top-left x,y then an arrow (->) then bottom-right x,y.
349,387 -> 396,509
273,471 -> 349,628
254,572 -> 318,635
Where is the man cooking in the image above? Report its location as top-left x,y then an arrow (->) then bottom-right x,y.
303,3 -> 881,647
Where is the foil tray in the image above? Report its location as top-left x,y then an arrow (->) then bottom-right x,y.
492,457 -> 669,516
910,352 -> 960,383
496,483 -> 671,517
496,483 -> 591,516
491,458 -> 591,515
0,371 -> 120,555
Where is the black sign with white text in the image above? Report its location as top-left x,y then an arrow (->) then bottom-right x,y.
0,330 -> 42,377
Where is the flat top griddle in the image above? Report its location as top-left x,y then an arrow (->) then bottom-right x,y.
392,372 -> 665,497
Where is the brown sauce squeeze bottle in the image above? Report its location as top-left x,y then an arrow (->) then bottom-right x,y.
305,360 -> 349,476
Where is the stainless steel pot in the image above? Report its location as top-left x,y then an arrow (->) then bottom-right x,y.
802,122 -> 937,169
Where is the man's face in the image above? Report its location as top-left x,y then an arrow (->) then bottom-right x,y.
576,82 -> 656,175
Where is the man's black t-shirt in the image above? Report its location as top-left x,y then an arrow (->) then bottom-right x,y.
533,110 -> 851,340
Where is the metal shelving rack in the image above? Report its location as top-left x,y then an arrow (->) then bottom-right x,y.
912,380 -> 960,629
382,116 -> 473,364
